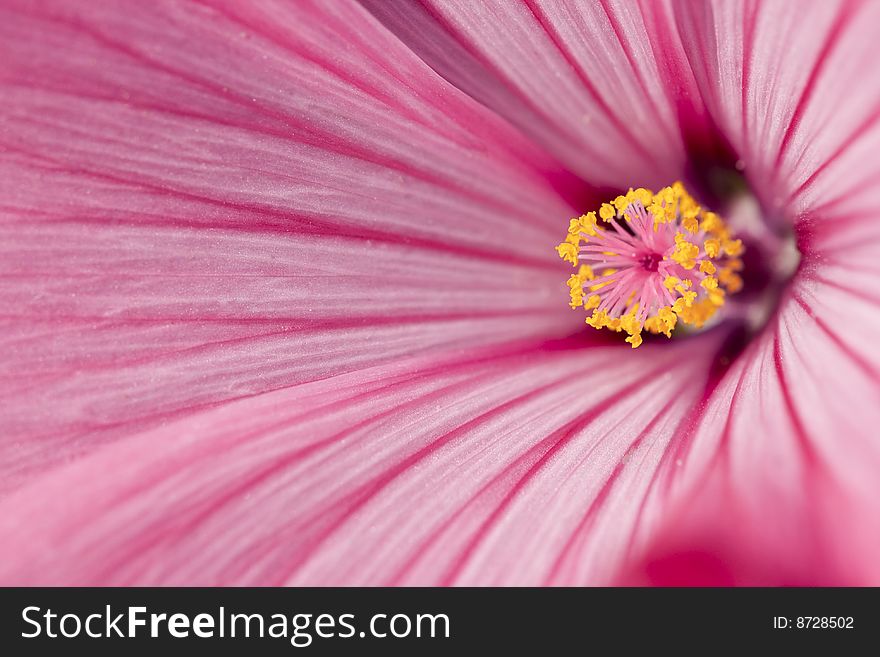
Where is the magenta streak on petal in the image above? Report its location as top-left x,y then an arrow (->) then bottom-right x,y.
0,8 -> 572,244
522,0 -> 665,165
286,339 -> 717,586
669,0 -> 880,217
0,338 -> 684,576
795,168 -> 880,223
544,391 -> 680,585
635,325 -> 743,506
621,314 -> 861,585
88,356 -> 523,585
0,139 -> 557,273
739,0 -> 759,157
785,104 -> 880,207
39,1 -> 558,229
273,355 -> 635,583
772,332 -> 819,467
275,354 -> 623,586
365,0 -> 633,178
14,0 -> 538,166
362,0 -> 688,187
430,344 -> 712,585
596,0 -> 682,149
770,2 -> 858,172
433,359 -> 672,586
680,345 -> 751,487
384,426 -> 567,585
805,271 -> 880,307
638,0 -> 713,152
796,210 -> 880,256
790,293 -> 880,384
765,315 -> 865,575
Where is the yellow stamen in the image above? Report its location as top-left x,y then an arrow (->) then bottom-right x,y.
555,241 -> 578,265
701,276 -> 719,290
599,203 -> 616,221
555,181 -> 744,347
704,238 -> 721,258
672,233 -> 699,270
723,238 -> 744,257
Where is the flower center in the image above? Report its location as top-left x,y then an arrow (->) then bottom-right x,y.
555,182 -> 744,348
639,251 -> 663,272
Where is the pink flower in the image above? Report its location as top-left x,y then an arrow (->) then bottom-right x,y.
1,0 -> 878,585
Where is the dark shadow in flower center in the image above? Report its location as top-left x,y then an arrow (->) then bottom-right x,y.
685,165 -> 800,374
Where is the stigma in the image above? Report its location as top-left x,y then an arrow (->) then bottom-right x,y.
555,182 -> 744,348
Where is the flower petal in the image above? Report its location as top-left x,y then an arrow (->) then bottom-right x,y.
362,0 -> 708,187
0,334 -> 724,585
0,0 -> 581,487
624,277 -> 880,585
673,0 -> 880,215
